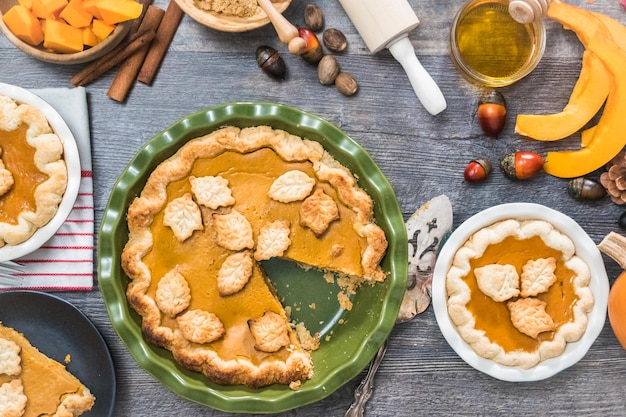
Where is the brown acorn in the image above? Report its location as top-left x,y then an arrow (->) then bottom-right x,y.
500,151 -> 544,180
464,158 -> 492,182
256,46 -> 286,79
567,177 -> 607,200
478,90 -> 506,137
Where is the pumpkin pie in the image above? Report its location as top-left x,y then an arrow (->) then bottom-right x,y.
446,219 -> 594,369
0,94 -> 68,247
0,323 -> 95,417
122,126 -> 388,389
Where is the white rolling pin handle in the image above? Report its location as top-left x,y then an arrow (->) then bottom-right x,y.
388,36 -> 447,115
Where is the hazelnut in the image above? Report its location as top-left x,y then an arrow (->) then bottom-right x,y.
323,28 -> 347,53
318,55 -> 340,85
304,4 -> 324,32
335,72 -> 358,96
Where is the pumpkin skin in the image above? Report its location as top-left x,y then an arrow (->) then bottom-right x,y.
608,271 -> 626,350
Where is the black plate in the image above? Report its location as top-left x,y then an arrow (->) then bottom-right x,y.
0,291 -> 116,417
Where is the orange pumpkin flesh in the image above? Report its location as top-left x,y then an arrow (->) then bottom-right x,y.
608,271 -> 626,350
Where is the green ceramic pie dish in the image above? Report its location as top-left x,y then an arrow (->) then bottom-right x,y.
97,102 -> 408,413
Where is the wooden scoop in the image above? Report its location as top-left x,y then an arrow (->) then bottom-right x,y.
256,0 -> 299,44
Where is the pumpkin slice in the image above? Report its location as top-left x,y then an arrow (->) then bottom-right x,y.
514,0 -> 611,141
544,31 -> 626,178
514,50 -> 609,141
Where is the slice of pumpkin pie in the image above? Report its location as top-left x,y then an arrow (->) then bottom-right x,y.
0,323 -> 95,417
122,125 -> 388,389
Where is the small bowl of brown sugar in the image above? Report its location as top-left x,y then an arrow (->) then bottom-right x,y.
174,0 -> 291,32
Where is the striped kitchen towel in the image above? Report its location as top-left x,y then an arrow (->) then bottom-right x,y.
2,87 -> 94,291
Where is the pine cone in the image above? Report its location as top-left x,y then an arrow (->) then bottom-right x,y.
600,150 -> 626,205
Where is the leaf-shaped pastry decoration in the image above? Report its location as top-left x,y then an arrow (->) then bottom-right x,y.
0,337 -> 22,376
520,257 -> 557,297
176,310 -> 225,344
155,269 -> 191,318
268,170 -> 316,203
163,193 -> 203,242
217,250 -> 253,296
475,263 -> 520,302
189,175 -> 235,210
248,311 -> 290,353
212,210 -> 254,251
255,220 -> 291,261
299,189 -> 339,236
507,298 -> 556,339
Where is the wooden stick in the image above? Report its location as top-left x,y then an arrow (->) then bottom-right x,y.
137,0 -> 183,85
256,0 -> 298,44
69,0 -> 154,87
70,29 -> 157,87
107,5 -> 165,102
598,232 -> 626,270
128,0 -> 154,35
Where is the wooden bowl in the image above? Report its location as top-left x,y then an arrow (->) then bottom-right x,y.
174,0 -> 290,32
0,0 -> 131,65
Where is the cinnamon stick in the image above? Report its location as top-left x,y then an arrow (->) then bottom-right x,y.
70,29 -> 157,87
137,0 -> 183,85
69,0 -> 154,87
107,5 -> 165,102
128,0 -> 154,35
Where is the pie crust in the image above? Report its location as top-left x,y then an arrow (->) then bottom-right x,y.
122,126 -> 388,388
0,323 -> 95,417
0,94 -> 68,247
446,219 -> 594,369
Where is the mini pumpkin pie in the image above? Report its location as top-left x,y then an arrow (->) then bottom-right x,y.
121,125 -> 388,389
446,219 -> 594,369
0,323 -> 95,417
0,94 -> 68,247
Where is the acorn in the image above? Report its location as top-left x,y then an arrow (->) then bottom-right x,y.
256,45 -> 286,79
500,151 -> 544,180
298,27 -> 323,64
567,177 -> 607,201
464,158 -> 492,182
477,90 -> 506,137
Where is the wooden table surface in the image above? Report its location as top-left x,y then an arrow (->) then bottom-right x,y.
2,0 -> 626,415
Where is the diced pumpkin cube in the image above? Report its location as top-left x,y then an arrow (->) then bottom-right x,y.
82,0 -> 102,19
17,0 -> 34,10
43,18 -> 83,53
82,25 -> 100,46
90,18 -> 113,40
31,0 -> 55,19
1,5 -> 44,46
40,0 -> 68,15
60,0 -> 93,27
95,0 -> 141,25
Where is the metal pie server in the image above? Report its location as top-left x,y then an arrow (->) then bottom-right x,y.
345,195 -> 453,417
